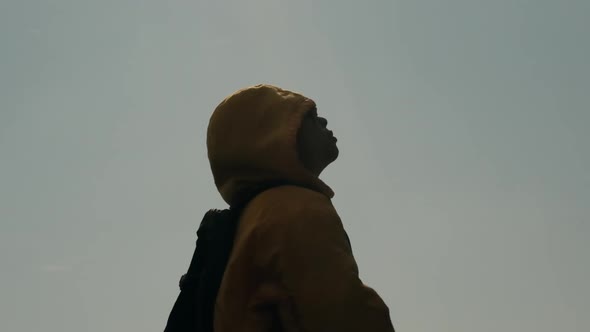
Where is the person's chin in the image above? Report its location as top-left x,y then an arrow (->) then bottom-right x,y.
329,143 -> 339,161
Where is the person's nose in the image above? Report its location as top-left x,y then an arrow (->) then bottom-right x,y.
318,117 -> 328,128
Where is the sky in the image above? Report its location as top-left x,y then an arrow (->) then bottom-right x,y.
1,0 -> 588,331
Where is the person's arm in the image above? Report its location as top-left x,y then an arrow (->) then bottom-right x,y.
275,201 -> 395,332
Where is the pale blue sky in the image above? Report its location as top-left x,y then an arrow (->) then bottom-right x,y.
1,1 -> 588,331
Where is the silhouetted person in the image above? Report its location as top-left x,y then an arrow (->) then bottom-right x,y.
207,84 -> 395,331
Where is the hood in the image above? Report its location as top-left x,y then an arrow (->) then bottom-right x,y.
207,84 -> 334,207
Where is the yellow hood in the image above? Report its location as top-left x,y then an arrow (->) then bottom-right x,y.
207,84 -> 334,206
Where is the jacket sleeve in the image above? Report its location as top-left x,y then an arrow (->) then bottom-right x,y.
274,200 -> 395,332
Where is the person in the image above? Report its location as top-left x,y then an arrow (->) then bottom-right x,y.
207,84 -> 395,331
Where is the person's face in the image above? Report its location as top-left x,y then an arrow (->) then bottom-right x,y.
296,107 -> 339,176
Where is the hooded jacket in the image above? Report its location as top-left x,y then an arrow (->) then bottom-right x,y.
207,84 -> 394,332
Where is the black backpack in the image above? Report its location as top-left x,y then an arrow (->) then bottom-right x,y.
163,182 -> 286,332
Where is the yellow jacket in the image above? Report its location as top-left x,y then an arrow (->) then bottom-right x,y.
207,84 -> 394,332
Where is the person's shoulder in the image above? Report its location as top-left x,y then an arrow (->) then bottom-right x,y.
266,184 -> 326,197
254,185 -> 339,226
260,185 -> 332,208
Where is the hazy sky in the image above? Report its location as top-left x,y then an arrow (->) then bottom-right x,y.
1,1 -> 588,331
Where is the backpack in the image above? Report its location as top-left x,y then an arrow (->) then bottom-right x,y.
163,182 -> 287,332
